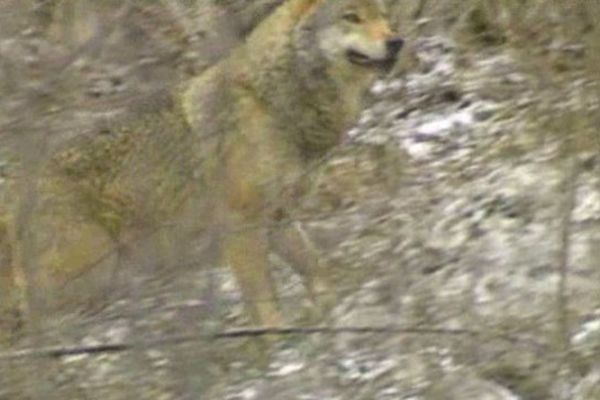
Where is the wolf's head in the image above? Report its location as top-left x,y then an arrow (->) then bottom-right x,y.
236,0 -> 405,151
302,0 -> 403,75
287,0 -> 402,138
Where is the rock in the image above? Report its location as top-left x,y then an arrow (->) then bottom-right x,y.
573,368 -> 600,400
426,371 -> 519,400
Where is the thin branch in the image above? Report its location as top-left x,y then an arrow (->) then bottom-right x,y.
556,157 -> 578,355
0,324 -> 547,361
412,0 -> 430,20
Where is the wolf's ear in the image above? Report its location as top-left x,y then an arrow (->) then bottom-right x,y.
288,0 -> 325,21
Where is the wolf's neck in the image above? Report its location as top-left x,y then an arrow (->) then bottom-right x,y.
234,0 -> 354,158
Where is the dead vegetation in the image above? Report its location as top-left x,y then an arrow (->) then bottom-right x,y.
0,1 -> 599,399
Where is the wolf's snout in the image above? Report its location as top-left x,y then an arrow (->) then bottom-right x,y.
386,37 -> 404,59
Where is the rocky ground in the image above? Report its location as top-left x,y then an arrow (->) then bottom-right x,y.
1,2 -> 599,400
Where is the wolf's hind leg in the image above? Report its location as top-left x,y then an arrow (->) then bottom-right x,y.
19,211 -> 119,318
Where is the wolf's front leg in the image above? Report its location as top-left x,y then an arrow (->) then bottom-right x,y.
270,221 -> 335,321
223,224 -> 283,329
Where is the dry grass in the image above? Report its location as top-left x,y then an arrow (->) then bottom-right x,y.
0,1 -> 599,398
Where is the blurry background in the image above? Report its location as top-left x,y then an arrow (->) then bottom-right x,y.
0,1 -> 599,399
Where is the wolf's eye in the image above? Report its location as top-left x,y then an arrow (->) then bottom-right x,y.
343,12 -> 362,24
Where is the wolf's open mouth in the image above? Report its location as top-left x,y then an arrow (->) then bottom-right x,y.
346,49 -> 395,71
346,49 -> 373,65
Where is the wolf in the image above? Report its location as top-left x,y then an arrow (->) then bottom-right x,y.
182,0 -> 403,327
0,0 -> 403,337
